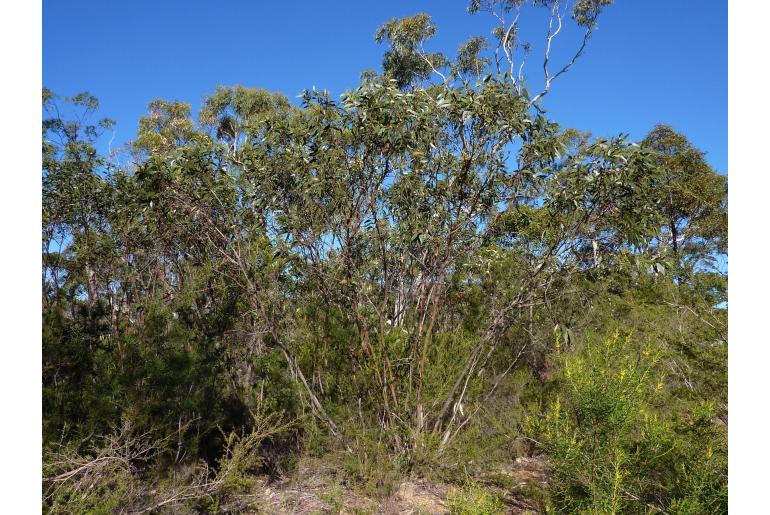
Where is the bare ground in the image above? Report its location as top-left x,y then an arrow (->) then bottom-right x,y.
226,455 -> 549,514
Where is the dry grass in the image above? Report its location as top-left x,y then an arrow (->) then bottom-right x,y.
230,454 -> 548,514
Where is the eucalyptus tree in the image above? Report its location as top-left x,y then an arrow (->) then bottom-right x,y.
167,0 -> 685,457
43,89 -> 116,310
108,0 -> 645,453
641,124 -> 727,260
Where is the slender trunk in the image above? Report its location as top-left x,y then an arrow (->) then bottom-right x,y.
670,219 -> 679,255
86,264 -> 98,307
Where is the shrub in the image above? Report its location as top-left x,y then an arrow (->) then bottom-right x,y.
42,409 -> 294,514
529,332 -> 726,514
447,483 -> 506,515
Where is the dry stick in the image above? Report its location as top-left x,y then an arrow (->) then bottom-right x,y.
439,406 -> 481,453
44,456 -> 127,483
622,490 -> 669,515
132,478 -> 224,514
438,349 -> 481,449
433,338 -> 486,433
442,311 -> 531,437
275,341 -> 340,439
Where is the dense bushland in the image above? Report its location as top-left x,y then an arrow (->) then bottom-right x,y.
42,1 -> 726,512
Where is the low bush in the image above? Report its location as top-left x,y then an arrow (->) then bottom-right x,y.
447,483 -> 506,515
529,332 -> 727,514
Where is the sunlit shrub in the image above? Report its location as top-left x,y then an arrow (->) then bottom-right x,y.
530,332 -> 726,514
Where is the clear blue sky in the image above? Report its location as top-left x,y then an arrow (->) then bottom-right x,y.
43,0 -> 727,173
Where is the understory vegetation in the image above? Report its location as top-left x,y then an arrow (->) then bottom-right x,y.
43,1 -> 726,513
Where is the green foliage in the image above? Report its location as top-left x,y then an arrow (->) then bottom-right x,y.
339,426 -> 403,497
530,333 -> 727,513
447,483 -> 506,515
42,1 -> 725,510
375,14 -> 446,88
43,411 -> 293,514
215,408 -> 294,496
641,124 -> 727,256
134,99 -> 198,156
44,457 -> 135,515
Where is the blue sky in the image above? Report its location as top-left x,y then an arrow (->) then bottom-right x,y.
43,0 -> 727,173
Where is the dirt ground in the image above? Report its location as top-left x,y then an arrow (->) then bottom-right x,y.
230,455 -> 550,514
